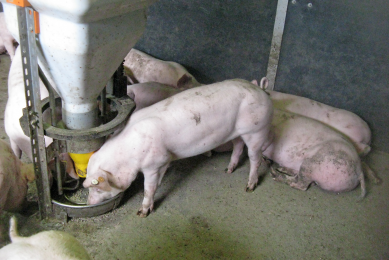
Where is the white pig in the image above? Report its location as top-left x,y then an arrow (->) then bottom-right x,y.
4,47 -> 77,179
127,82 -> 183,112
0,216 -> 91,260
123,48 -> 201,89
0,13 -> 17,60
84,79 -> 273,217
263,109 -> 366,197
256,77 -> 371,156
0,36 -> 6,54
0,139 -> 35,214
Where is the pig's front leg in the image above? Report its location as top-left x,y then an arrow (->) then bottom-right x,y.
137,165 -> 169,217
225,137 -> 245,174
270,165 -> 311,191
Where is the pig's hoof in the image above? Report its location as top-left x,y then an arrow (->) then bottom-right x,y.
245,184 -> 257,193
225,168 -> 233,174
137,208 -> 150,218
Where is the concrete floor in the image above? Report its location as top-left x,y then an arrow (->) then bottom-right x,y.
0,54 -> 388,259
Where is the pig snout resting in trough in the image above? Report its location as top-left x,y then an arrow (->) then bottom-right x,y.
4,47 -> 78,179
0,13 -> 17,60
263,109 -> 366,197
84,79 -> 274,217
0,139 -> 35,215
123,48 -> 201,89
0,216 -> 91,260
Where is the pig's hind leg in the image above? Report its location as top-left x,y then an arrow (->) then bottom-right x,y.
225,137 -> 245,174
137,164 -> 169,218
241,133 -> 268,192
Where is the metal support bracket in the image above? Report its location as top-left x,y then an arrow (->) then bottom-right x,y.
17,6 -> 52,219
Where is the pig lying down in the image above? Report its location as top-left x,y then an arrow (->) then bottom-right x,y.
263,109 -> 366,197
123,48 -> 201,89
84,79 -> 273,217
256,77 -> 371,156
0,139 -> 35,215
256,77 -> 380,185
0,216 -> 91,260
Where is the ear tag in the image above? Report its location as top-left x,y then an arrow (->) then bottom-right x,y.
91,179 -> 99,185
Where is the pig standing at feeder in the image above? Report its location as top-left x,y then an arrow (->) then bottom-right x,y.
4,47 -> 77,179
0,216 -> 91,260
0,139 -> 35,215
123,48 -> 201,89
84,79 -> 273,217
0,13 -> 17,60
123,76 -> 373,196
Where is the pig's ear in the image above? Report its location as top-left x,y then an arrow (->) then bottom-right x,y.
83,170 -> 112,191
251,79 -> 258,86
259,77 -> 269,90
177,74 -> 192,88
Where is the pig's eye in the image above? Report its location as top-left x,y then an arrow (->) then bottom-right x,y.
95,188 -> 102,193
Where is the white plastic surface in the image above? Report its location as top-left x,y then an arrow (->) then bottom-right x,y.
1,0 -> 156,128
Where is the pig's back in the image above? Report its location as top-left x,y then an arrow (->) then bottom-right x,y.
263,109 -> 351,172
269,90 -> 371,147
129,79 -> 272,158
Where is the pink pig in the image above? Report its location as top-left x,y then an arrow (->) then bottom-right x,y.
4,47 -> 78,179
0,13 -> 17,60
263,109 -> 366,197
123,48 -> 201,89
127,82 -> 182,113
256,77 -> 371,156
84,79 -> 273,217
0,139 -> 35,214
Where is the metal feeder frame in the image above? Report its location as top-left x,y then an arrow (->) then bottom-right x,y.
16,5 -> 133,221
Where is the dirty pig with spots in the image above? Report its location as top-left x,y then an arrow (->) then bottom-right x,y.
256,77 -> 372,157
123,48 -> 201,89
263,109 -> 366,197
84,79 -> 273,217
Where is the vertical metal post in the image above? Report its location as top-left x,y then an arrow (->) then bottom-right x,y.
38,67 -> 64,195
266,0 -> 289,90
17,6 -> 52,218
